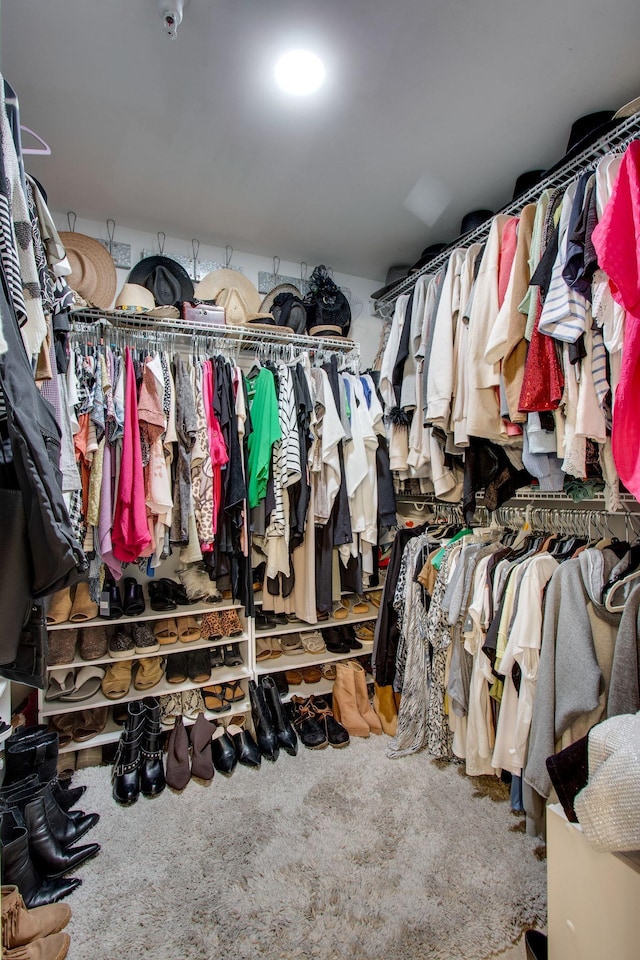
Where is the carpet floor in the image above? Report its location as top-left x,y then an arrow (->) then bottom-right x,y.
66,736 -> 546,960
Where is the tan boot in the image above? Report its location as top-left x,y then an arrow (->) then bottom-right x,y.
4,933 -> 70,960
1,886 -> 71,952
373,682 -> 400,736
332,662 -> 370,737
352,661 -> 382,734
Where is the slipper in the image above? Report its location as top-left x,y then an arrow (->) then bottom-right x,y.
256,636 -> 274,661
301,630 -> 326,654
45,668 -> 76,701
333,600 -> 349,619
69,582 -> 99,622
154,618 -> 179,644
59,665 -> 106,702
369,590 -> 383,608
300,666 -> 323,683
269,638 -> 282,659
320,663 -> 337,681
178,616 -> 201,643
354,622 -> 375,642
351,596 -> 370,615
101,660 -> 133,700
46,587 -> 74,625
284,669 -> 304,686
73,706 -> 108,742
280,633 -> 304,655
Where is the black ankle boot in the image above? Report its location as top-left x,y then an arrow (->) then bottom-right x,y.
0,811 -> 81,907
23,795 -> 100,879
260,676 -> 297,756
0,776 -> 99,847
248,680 -> 279,762
4,726 -> 87,809
112,701 -> 146,805
140,698 -> 166,798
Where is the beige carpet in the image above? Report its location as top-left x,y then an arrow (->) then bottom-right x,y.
65,736 -> 545,960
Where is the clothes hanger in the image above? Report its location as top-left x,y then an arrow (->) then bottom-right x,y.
20,125 -> 51,156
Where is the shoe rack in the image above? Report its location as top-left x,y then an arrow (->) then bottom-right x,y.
39,576 -> 253,754
253,584 -> 380,704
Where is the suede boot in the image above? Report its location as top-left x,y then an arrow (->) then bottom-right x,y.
332,662 -> 370,737
3,932 -> 70,960
165,717 -> 191,790
189,714 -> 214,781
1,884 -> 71,951
352,661 -> 382,734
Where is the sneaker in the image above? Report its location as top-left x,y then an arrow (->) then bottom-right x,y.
108,629 -> 135,659
132,623 -> 160,654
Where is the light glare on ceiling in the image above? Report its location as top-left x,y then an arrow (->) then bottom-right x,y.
275,50 -> 325,96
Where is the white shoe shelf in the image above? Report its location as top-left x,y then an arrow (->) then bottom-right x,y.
38,576 -> 383,754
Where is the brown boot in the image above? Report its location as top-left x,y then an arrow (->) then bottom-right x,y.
332,662 -> 370,737
4,933 -> 70,960
352,661 -> 382,734
2,886 -> 71,952
373,682 -> 399,736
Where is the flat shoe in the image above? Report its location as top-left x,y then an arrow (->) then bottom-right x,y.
280,634 -> 304,655
45,668 -> 76,701
59,665 -> 106,702
284,669 -> 304,686
300,666 -> 322,683
79,625 -> 108,661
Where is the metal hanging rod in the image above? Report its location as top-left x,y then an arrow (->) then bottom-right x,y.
376,111 -> 640,308
395,489 -> 639,513
70,308 -> 360,364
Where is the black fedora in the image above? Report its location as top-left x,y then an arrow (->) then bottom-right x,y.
409,243 -> 448,274
458,209 -> 494,236
129,255 -> 194,306
512,169 -> 545,201
371,264 -> 411,301
543,109 -> 619,177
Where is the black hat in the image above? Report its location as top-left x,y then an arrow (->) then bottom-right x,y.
543,110 -> 619,177
371,264 -> 411,300
305,265 -> 351,337
129,255 -> 194,306
512,170 -> 545,201
409,243 -> 448,275
459,209 -> 494,236
270,291 -> 308,335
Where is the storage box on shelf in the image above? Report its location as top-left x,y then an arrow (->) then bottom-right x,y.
40,590 -> 252,753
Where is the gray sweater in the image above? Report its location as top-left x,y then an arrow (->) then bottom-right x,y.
524,548 -> 620,804
609,582 -> 640,717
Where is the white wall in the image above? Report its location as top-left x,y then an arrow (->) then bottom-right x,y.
53,214 -> 385,369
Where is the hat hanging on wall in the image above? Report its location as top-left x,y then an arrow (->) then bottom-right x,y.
305,265 -> 351,338
59,231 -> 117,308
128,255 -> 194,306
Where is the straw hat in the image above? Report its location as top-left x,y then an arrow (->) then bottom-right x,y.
115,283 -> 180,319
195,268 -> 262,312
59,231 -> 117,308
259,283 -> 302,314
215,287 -> 274,327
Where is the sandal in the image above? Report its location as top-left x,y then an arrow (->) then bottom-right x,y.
219,680 -> 245,703
165,653 -> 189,684
148,581 -> 177,612
369,590 -> 383,608
187,649 -> 212,683
301,630 -> 326,654
158,692 -> 182,726
284,669 -> 304,686
134,656 -> 164,691
201,611 -> 223,639
209,645 -> 224,669
223,643 -> 244,667
256,636 -> 273,662
154,618 -> 179,644
45,668 -> 76,701
178,616 -> 201,643
101,660 -> 133,699
351,595 -> 370,615
300,666 -> 322,684
181,687 -> 206,719
333,599 -> 349,619
220,609 -> 243,637
46,587 -> 73,625
202,684 -> 232,713
123,577 -> 146,616
73,706 -> 109,742
48,713 -> 76,748
59,665 -> 106,702
159,578 -> 193,606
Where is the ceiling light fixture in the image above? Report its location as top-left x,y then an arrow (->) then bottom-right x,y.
275,50 -> 325,96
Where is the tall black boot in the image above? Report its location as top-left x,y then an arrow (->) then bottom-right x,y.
0,776 -> 99,846
112,701 -> 146,805
0,812 -> 81,906
23,796 -> 100,879
4,726 -> 86,810
248,680 -> 279,762
260,676 -> 298,756
140,697 -> 166,798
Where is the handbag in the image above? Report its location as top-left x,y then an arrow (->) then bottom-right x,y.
182,302 -> 225,326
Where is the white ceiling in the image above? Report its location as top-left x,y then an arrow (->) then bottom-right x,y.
3,0 -> 640,282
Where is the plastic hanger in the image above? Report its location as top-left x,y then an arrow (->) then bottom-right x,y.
20,125 -> 51,156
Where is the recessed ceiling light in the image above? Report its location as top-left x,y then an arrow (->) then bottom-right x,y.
275,49 -> 325,96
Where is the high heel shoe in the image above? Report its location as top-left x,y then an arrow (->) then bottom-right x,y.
123,577 -> 145,616
248,680 -> 279,762
189,713 -> 214,781
211,725 -> 237,775
260,676 -> 297,756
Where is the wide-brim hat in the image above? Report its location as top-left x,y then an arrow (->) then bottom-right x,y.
512,170 -> 546,201
216,287 -> 275,328
259,283 -> 302,314
115,283 -> 180,319
128,255 -> 194,306
544,110 -> 619,177
409,243 -> 448,275
371,265 -> 411,301
195,268 -> 262,313
59,231 -> 117,308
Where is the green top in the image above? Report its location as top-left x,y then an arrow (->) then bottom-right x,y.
246,368 -> 281,509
